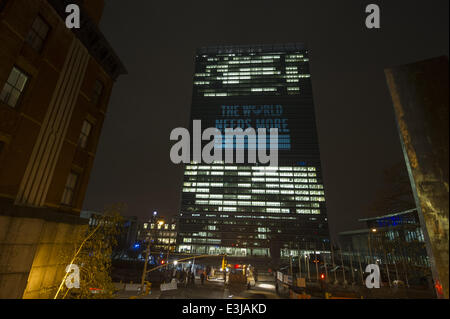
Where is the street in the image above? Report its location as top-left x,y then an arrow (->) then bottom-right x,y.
115,277 -> 280,299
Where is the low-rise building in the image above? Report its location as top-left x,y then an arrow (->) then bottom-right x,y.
137,217 -> 177,252
339,208 -> 429,268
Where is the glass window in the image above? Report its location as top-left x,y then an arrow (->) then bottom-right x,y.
25,16 -> 50,52
61,172 -> 79,205
0,67 -> 29,108
78,120 -> 93,149
92,80 -> 104,105
0,1 -> 9,12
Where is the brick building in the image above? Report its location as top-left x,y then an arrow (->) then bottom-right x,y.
0,0 -> 125,298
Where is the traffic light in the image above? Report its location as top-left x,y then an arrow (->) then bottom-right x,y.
320,273 -> 325,280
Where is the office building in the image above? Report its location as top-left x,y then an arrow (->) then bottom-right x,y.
177,43 -> 330,260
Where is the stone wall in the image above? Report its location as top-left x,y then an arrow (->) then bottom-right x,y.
0,200 -> 87,299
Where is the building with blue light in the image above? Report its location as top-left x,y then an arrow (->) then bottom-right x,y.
176,43 -> 330,260
339,208 -> 430,268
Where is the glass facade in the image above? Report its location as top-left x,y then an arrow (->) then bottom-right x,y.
177,43 -> 330,258
193,43 -> 311,98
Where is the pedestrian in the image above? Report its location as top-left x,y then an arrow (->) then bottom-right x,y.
200,272 -> 205,285
191,272 -> 195,286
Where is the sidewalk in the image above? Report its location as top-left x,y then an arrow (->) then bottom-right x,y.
115,289 -> 162,299
113,282 -> 162,299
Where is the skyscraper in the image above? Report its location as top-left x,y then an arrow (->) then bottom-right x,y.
176,43 -> 329,260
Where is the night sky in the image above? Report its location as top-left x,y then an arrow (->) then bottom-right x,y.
83,0 -> 449,241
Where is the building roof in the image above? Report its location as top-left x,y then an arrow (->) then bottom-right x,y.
338,229 -> 372,236
339,208 -> 419,237
197,43 -> 307,55
358,208 -> 417,222
47,0 -> 127,80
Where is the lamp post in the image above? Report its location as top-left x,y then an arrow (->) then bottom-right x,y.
368,228 -> 376,264
140,212 -> 159,293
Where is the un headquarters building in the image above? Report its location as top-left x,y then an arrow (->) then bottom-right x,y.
176,43 -> 330,260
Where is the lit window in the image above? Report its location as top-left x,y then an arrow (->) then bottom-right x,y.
25,16 -> 50,52
78,120 -> 93,149
266,202 -> 281,207
61,172 -> 79,205
0,67 -> 29,108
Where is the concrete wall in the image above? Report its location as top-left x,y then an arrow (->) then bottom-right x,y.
0,214 -> 86,298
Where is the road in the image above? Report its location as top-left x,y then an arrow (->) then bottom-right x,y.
115,278 -> 280,299
159,278 -> 280,299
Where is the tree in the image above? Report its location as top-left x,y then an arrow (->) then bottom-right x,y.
55,204 -> 125,299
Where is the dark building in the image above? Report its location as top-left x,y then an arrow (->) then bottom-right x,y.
0,0 -> 125,298
176,43 -> 330,260
80,210 -> 138,253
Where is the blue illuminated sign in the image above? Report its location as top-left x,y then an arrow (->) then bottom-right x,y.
215,104 -> 291,150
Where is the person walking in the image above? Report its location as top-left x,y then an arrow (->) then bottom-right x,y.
190,272 -> 195,286
200,272 -> 205,285
184,271 -> 189,287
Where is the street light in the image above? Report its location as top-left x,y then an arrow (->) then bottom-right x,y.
140,213 -> 159,293
156,220 -> 170,267
368,228 -> 377,264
